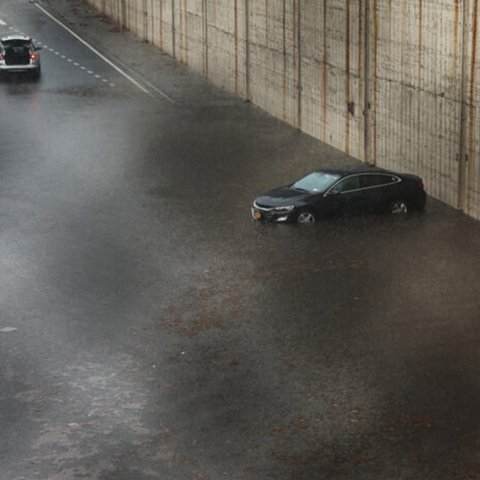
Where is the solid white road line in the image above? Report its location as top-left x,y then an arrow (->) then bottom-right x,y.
34,3 -> 157,98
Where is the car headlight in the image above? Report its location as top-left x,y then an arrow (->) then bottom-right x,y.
274,205 -> 295,213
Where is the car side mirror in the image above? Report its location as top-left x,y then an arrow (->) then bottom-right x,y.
325,190 -> 339,197
36,46 -> 42,51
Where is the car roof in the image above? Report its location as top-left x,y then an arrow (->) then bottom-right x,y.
314,165 -> 398,177
1,35 -> 32,43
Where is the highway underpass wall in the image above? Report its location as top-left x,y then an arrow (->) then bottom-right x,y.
86,0 -> 480,219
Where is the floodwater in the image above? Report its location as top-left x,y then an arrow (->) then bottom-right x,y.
1,1 -> 480,479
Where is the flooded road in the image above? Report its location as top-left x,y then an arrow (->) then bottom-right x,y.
1,1 -> 480,479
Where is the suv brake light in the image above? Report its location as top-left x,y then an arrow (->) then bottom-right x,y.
418,180 -> 425,190
0,54 -> 4,61
30,53 -> 38,61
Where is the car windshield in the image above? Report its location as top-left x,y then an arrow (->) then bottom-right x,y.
292,172 -> 341,193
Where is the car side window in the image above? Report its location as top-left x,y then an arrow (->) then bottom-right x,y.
360,174 -> 398,188
330,176 -> 360,194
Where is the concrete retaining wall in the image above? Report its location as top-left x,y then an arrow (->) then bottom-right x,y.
87,0 -> 480,219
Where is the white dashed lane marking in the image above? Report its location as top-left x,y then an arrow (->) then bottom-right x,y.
0,18 -> 7,26
34,3 -> 165,98
0,327 -> 17,333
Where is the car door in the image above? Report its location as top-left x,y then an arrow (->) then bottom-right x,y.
359,174 -> 401,212
324,175 -> 366,215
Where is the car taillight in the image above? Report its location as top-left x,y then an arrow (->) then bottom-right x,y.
418,180 -> 425,190
0,54 -> 4,61
30,53 -> 37,61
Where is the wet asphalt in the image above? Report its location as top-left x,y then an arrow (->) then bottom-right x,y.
2,1 -> 480,479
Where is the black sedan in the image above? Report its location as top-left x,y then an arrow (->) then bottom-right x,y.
251,166 -> 427,224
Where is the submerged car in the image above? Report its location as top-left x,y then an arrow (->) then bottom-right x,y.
0,35 -> 41,80
251,166 -> 426,224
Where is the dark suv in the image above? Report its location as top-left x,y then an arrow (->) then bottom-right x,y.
0,35 -> 41,80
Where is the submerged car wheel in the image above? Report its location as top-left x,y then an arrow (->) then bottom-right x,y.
390,199 -> 408,215
296,210 -> 316,224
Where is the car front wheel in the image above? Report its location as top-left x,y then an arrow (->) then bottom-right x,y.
296,210 -> 316,224
389,199 -> 408,215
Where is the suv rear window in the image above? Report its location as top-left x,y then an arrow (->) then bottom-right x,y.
3,40 -> 31,47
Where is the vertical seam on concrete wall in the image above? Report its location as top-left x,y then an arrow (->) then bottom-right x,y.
159,0 -> 163,49
185,0 -> 188,64
282,0 -> 287,120
265,0 -> 269,107
151,0 -> 154,44
453,0 -> 460,83
171,0 -> 176,58
467,0 -> 478,208
143,0 -> 147,41
297,0 -> 302,129
372,0 -> 378,165
459,0 -> 470,210
234,0 -> 239,94
203,0 -> 208,77
322,0 -> 328,142
179,0 -> 183,61
364,0 -> 371,164
245,0 -> 250,101
345,0 -> 351,155
417,0 -> 423,176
